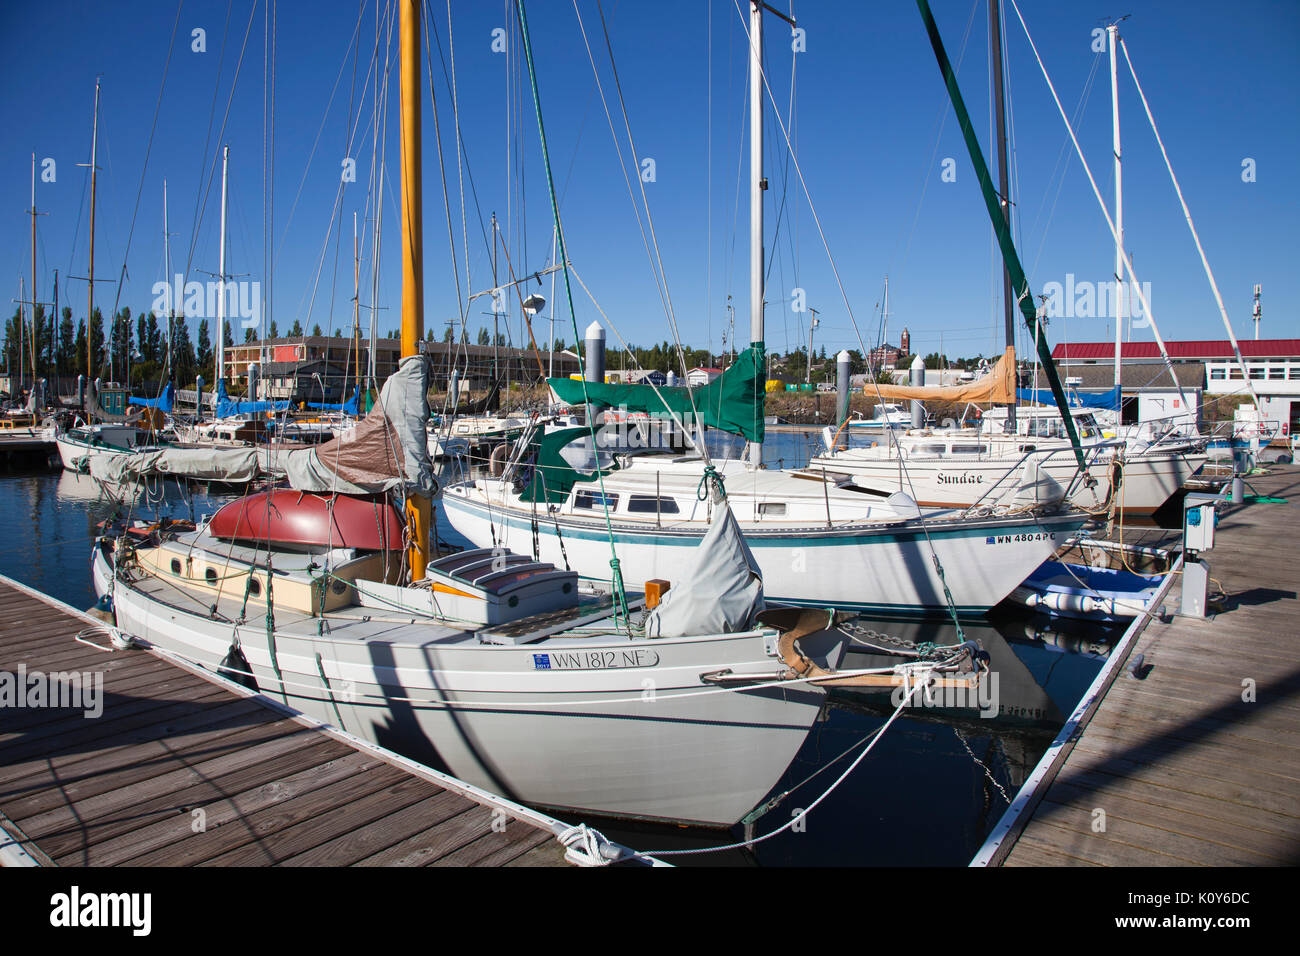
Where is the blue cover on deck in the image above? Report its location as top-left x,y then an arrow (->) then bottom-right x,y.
128,382 -> 175,413
1017,385 -> 1121,411
307,385 -> 361,416
215,379 -> 291,419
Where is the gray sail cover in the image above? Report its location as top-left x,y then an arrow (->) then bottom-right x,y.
283,354 -> 436,497
89,446 -> 262,485
644,499 -> 765,638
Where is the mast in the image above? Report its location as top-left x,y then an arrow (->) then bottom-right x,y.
353,211 -> 361,397
989,0 -> 1016,428
491,212 -> 500,381
216,144 -> 229,386
30,153 -> 38,391
399,0 -> 429,579
88,77 -> 100,387
746,0 -> 765,465
17,278 -> 26,397
163,179 -> 173,375
1108,22 -> 1124,388
881,275 -> 889,371
916,0 -> 1090,473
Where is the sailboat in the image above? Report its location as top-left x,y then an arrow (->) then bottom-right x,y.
438,1 -> 1089,616
88,0 -> 854,829
808,5 -> 1206,517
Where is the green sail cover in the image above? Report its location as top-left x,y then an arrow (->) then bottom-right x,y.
546,343 -> 766,444
519,426 -> 620,504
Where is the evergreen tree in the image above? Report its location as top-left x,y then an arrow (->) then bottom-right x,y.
311,324 -> 322,337
58,309 -> 75,376
268,319 -> 279,338
75,319 -> 87,378
136,313 -> 148,365
244,327 -> 255,343
172,319 -> 196,384
144,311 -> 160,364
223,320 -> 234,351
477,327 -> 490,346
443,325 -> 454,343
30,304 -> 50,375
3,308 -> 19,379
88,308 -> 105,379
289,319 -> 303,337
196,318 -> 212,378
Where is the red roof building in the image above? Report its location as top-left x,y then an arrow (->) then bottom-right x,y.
1052,339 -> 1300,362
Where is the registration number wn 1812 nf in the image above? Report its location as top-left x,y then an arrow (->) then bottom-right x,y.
532,648 -> 661,670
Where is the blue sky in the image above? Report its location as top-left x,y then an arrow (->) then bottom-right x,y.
1,0 -> 1297,370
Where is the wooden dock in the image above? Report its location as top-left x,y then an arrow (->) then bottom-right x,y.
975,465 -> 1300,866
0,575 -> 634,868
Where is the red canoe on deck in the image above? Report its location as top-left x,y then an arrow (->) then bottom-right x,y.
208,489 -> 405,551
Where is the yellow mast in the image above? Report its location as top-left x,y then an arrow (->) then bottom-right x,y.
400,0 -> 429,580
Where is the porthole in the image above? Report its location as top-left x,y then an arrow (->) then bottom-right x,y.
331,580 -> 348,595
170,558 -> 182,574
248,578 -> 261,597
204,568 -> 218,583
508,595 -> 519,607
562,582 -> 572,594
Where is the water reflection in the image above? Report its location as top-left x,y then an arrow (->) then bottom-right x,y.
560,609 -> 1118,866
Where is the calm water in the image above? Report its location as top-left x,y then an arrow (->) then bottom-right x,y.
0,450 -> 1121,866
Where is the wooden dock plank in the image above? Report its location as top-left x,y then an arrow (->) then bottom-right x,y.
997,466 -> 1300,867
0,577 -> 582,868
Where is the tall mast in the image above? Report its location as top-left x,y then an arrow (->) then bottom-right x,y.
399,0 -> 429,579
88,77 -> 100,385
746,0 -> 765,465
18,278 -> 26,395
989,0 -> 1015,428
491,212 -> 499,380
163,179 -> 173,375
882,275 -> 889,370
216,144 -> 229,386
1108,22 -> 1125,388
353,210 -> 361,396
30,153 -> 38,390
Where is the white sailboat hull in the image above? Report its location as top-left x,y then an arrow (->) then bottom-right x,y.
439,483 -> 1085,616
813,447 -> 1205,515
93,544 -> 835,827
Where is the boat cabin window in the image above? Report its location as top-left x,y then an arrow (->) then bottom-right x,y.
757,502 -> 787,516
627,494 -> 679,515
919,443 -> 948,454
573,490 -> 619,511
950,444 -> 987,454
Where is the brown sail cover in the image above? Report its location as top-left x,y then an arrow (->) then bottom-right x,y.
866,346 -> 1016,404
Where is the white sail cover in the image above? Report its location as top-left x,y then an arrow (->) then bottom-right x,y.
89,446 -> 263,485
283,354 -> 436,497
644,499 -> 765,638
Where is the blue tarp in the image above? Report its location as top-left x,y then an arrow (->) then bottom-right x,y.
215,379 -> 291,419
307,385 -> 361,416
1017,385 -> 1121,411
129,382 -> 175,413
